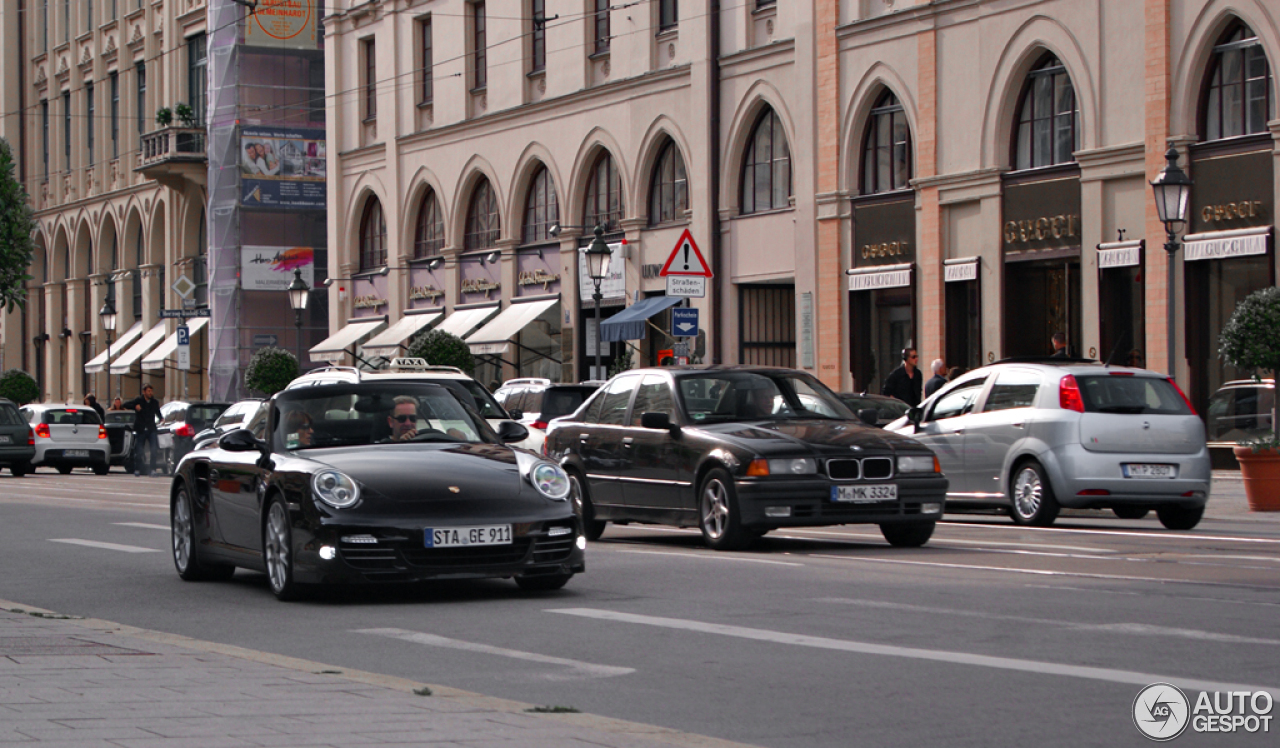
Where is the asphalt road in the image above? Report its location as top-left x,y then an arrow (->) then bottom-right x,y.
2,470 -> 1278,747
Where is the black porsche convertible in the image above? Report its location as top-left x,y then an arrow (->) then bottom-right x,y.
169,381 -> 585,600
545,366 -> 948,550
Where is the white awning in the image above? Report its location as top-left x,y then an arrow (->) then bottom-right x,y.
361,311 -> 443,358
846,263 -> 913,291
109,322 -> 169,375
466,299 -> 559,355
434,305 -> 500,339
84,322 -> 146,374
142,317 -> 209,370
1183,226 -> 1271,262
309,317 -> 387,363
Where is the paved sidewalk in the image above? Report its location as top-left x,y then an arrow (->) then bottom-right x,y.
0,602 -> 754,748
1204,470 -> 1280,523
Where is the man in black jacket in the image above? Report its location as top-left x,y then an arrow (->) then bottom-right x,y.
882,348 -> 923,407
123,384 -> 163,476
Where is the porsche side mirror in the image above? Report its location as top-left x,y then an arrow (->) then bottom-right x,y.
640,411 -> 680,435
856,408 -> 879,427
219,428 -> 266,453
497,420 -> 530,444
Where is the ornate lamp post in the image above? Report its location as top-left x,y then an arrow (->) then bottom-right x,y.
99,298 -> 118,399
583,226 -> 613,380
1150,147 -> 1193,378
287,268 -> 310,365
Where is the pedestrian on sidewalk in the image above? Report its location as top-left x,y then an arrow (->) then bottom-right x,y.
925,359 -> 947,398
123,384 -> 162,476
83,393 -> 105,422
883,347 -> 923,407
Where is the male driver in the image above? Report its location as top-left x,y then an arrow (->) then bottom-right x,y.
882,348 -> 923,407
1050,331 -> 1069,358
924,358 -> 947,398
386,395 -> 419,442
123,384 -> 163,476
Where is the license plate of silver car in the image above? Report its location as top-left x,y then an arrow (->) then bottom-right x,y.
426,525 -> 513,548
64,449 -> 89,458
1123,463 -> 1177,479
832,484 -> 897,502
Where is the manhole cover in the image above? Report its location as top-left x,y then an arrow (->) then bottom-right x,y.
0,636 -> 148,656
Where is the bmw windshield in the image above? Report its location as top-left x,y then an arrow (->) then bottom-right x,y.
678,371 -> 856,423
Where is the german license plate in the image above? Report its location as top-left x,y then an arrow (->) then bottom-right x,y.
426,525 -> 513,548
64,449 -> 90,458
0,435 -> 10,444
1123,463 -> 1177,479
832,484 -> 898,503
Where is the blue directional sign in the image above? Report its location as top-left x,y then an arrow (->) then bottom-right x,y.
671,307 -> 699,337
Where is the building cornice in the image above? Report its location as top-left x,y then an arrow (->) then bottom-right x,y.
719,39 -> 795,77
1075,142 -> 1146,183
915,167 -> 1005,205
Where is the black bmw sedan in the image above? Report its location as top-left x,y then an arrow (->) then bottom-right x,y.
545,366 -> 947,550
170,381 -> 585,600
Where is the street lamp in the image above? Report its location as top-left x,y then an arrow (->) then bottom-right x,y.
99,298 -> 118,399
1150,147 -> 1193,378
583,225 -> 613,379
287,268 -> 310,364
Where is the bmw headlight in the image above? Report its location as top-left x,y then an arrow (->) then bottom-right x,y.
516,452 -> 570,500
767,457 -> 818,475
897,454 -> 939,474
312,469 -> 361,509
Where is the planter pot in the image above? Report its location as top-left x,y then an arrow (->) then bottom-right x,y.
1233,445 -> 1280,512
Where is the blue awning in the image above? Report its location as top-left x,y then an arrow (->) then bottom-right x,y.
599,296 -> 683,342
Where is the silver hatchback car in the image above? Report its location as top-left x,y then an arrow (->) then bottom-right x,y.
886,361 -> 1210,530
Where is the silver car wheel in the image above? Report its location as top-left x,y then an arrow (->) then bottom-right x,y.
172,490 -> 193,572
264,502 -> 291,594
1012,466 -> 1043,520
701,478 -> 730,540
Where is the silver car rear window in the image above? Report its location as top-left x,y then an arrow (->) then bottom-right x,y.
1075,376 -> 1191,416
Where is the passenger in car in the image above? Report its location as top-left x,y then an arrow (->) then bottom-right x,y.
284,411 -> 314,448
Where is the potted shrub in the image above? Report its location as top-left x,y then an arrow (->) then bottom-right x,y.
0,368 -> 39,405
405,329 -> 475,376
244,346 -> 299,397
155,107 -> 173,127
1219,286 -> 1280,511
173,102 -> 197,128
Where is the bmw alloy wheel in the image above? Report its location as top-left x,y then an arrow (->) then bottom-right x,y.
701,478 -> 730,540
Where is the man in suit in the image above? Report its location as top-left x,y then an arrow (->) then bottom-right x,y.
924,359 -> 948,398
883,348 -> 924,407
1050,332 -> 1069,358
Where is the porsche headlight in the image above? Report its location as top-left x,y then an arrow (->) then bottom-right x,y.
516,452 -> 570,500
312,469 -> 360,509
897,454 -> 939,474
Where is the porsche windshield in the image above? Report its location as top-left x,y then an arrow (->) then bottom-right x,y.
678,371 -> 856,423
272,384 -> 497,451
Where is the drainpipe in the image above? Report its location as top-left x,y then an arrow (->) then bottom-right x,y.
709,0 -> 722,364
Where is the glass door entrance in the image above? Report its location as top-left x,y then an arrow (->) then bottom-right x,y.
1003,258 -> 1080,358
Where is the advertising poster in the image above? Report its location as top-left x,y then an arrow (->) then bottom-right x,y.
240,127 -> 327,210
245,0 -> 319,50
241,246 -> 315,291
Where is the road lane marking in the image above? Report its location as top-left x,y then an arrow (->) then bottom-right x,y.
549,608 -> 1280,699
4,496 -> 164,510
355,628 -> 634,680
49,539 -> 162,553
806,554 -> 1280,590
617,550 -> 802,566
113,522 -> 170,531
941,521 -> 1280,544
785,529 -> 1114,553
815,597 -> 1280,645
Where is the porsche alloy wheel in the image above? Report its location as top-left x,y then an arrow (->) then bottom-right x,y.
264,499 -> 303,601
172,485 -> 233,582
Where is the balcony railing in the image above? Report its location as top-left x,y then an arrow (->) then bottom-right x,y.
137,127 -> 207,169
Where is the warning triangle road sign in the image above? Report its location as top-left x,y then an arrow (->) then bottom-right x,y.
659,229 -> 713,277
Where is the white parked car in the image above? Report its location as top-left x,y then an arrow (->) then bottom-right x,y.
886,361 -> 1211,530
20,403 -> 111,475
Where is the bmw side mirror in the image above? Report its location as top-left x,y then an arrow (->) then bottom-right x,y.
497,420 -> 530,444
856,408 -> 879,427
219,428 -> 266,453
640,411 -> 680,435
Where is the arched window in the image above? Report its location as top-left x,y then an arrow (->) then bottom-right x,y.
741,107 -> 791,213
649,139 -> 688,225
414,189 -> 444,258
465,178 -> 500,250
583,153 -> 623,231
132,229 -> 143,319
862,91 -> 912,194
1203,23 -> 1273,141
62,244 -> 71,281
359,197 -> 387,270
522,166 -> 559,244
1014,55 -> 1079,170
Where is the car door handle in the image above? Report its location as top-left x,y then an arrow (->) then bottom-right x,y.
953,428 -> 964,435
622,437 -> 634,447
1011,422 -> 1025,429
579,434 -> 590,443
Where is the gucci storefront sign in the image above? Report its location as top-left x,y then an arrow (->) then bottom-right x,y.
943,258 -> 979,282
1003,214 -> 1080,244
1184,228 -> 1270,262
861,241 -> 910,261
1097,241 -> 1142,269
1201,201 -> 1266,224
847,264 -> 912,292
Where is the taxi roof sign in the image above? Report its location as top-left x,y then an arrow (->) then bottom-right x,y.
659,229 -> 712,277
